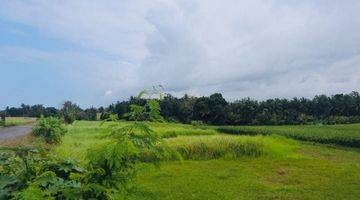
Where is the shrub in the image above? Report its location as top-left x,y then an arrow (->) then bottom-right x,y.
0,147 -> 84,199
32,117 -> 67,144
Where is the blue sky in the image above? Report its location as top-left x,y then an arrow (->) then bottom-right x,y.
1,0 -> 360,109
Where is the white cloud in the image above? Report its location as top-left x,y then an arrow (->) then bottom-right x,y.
1,0 -> 360,104
104,90 -> 113,97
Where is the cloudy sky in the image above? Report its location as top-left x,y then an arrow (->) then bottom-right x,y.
1,0 -> 360,108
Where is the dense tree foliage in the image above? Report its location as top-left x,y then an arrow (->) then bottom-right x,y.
102,91 -> 360,125
2,91 -> 360,125
2,102 -> 97,123
3,104 -> 58,118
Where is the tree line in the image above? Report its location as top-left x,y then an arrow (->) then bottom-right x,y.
1,101 -> 97,123
2,91 -> 360,125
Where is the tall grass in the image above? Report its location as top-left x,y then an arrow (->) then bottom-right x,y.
165,135 -> 264,160
218,124 -> 360,147
148,122 -> 218,138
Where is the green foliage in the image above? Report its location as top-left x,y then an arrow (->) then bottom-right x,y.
60,101 -> 81,124
146,99 -> 164,122
84,122 -> 170,198
124,90 -> 165,122
124,105 -> 147,121
0,147 -> 83,200
32,117 -> 67,144
218,124 -> 360,147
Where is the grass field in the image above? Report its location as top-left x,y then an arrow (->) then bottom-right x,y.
0,117 -> 37,127
218,124 -> 360,147
52,121 -> 360,199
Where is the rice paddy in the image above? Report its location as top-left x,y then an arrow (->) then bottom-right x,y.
52,121 -> 360,199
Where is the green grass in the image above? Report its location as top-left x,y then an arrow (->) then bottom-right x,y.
131,152 -> 360,200
218,124 -> 360,147
1,117 -> 37,127
54,121 -> 360,199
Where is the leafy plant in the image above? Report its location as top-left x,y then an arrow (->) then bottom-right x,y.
124,105 -> 147,121
0,147 -> 83,199
84,122 -> 169,198
123,87 -> 165,122
60,101 -> 81,124
146,99 -> 164,122
32,117 -> 67,144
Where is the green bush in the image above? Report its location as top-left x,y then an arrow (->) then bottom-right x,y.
0,147 -> 84,199
32,117 -> 67,144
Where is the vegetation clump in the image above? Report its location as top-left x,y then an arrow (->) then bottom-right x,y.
32,117 -> 67,144
166,135 -> 264,160
0,147 -> 83,199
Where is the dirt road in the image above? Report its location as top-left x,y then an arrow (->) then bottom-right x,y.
0,125 -> 33,140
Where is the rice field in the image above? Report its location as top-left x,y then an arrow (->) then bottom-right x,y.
1,117 -> 37,127
217,124 -> 360,147
51,121 -> 360,199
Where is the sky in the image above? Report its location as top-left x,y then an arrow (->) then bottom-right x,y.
0,0 -> 360,109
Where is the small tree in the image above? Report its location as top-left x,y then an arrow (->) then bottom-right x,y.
84,121 -> 167,198
124,86 -> 165,122
124,104 -> 147,121
60,101 -> 81,124
146,99 -> 164,122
